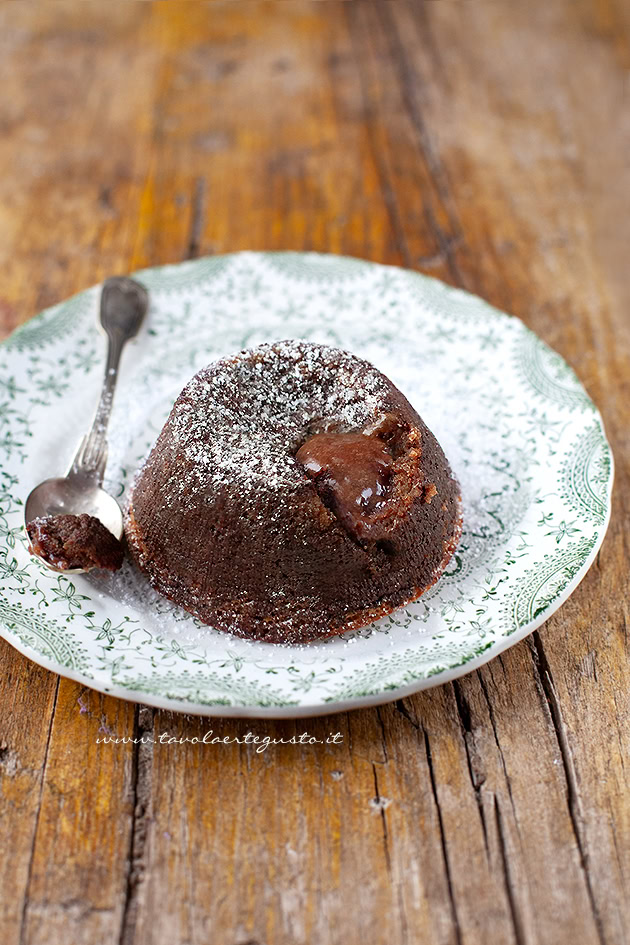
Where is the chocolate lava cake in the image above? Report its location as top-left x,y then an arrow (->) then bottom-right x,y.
125,341 -> 462,644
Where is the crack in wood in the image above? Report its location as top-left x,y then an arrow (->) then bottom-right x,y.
18,676 -> 60,945
186,176 -> 206,260
394,698 -> 420,730
529,631 -> 607,945
372,713 -> 409,945
494,795 -> 528,945
344,2 -> 413,268
611,690 -> 627,777
118,704 -> 155,945
608,797 -> 626,885
371,762 -> 392,875
477,670 -> 519,822
372,0 -> 468,288
375,705 -> 389,765
423,728 -> 463,945
452,680 -> 490,858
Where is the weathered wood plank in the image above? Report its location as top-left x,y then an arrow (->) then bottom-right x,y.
19,683 -> 136,945
0,642 -> 59,942
0,2 -> 628,944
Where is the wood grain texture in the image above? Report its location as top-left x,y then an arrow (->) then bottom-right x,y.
0,2 -> 628,944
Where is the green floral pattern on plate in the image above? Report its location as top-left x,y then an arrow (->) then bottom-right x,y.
0,252 -> 613,717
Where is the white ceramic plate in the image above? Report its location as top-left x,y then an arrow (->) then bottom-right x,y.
0,253 -> 613,717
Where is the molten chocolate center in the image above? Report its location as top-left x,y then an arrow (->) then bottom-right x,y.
296,430 -> 393,533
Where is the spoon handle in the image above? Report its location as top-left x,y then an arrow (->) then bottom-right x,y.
69,277 -> 148,484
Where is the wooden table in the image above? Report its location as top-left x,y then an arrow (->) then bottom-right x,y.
1,3 -> 628,943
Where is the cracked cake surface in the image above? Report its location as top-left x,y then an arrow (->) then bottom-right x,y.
125,340 -> 462,644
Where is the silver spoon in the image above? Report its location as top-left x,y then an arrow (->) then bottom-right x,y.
24,276 -> 149,573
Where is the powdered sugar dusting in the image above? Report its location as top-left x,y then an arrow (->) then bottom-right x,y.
164,340 -> 391,494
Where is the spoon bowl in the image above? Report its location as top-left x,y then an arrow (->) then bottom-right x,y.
24,478 -> 124,573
